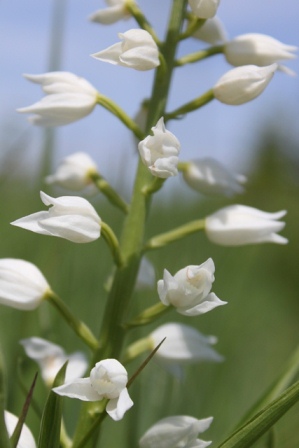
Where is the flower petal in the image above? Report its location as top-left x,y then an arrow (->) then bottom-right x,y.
53,378 -> 100,401
106,387 -> 133,421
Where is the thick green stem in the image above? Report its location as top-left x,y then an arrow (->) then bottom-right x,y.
73,1 -> 188,446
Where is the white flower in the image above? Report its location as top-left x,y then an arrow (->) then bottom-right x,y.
157,259 -> 226,316
139,415 -> 213,448
150,323 -> 223,378
20,337 -> 88,386
138,117 -> 181,178
213,64 -> 277,105
205,205 -> 288,246
45,152 -> 99,191
11,191 -> 101,243
0,259 -> 50,310
53,359 -> 133,421
188,0 -> 220,19
91,29 -> 160,71
192,16 -> 228,44
224,33 -> 297,69
89,0 -> 131,25
17,72 -> 99,126
182,158 -> 246,197
4,410 -> 36,448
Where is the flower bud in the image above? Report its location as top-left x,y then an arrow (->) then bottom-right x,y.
0,258 -> 50,310
213,64 -> 277,105
188,0 -> 220,19
157,259 -> 226,316
11,191 -> 101,243
205,205 -> 288,246
17,72 -> 99,126
150,323 -> 223,377
139,415 -> 213,448
182,157 -> 246,197
192,16 -> 228,44
138,117 -> 181,178
53,358 -> 133,421
89,0 -> 131,25
45,152 -> 99,191
20,337 -> 88,386
224,33 -> 297,68
92,29 -> 160,71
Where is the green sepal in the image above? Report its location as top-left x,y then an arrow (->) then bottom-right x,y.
38,361 -> 67,448
217,379 -> 299,448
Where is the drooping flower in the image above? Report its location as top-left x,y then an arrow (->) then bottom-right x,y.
182,157 -> 246,197
89,0 -> 131,25
149,323 -> 223,378
205,205 -> 288,246
45,152 -> 99,192
4,410 -> 37,448
17,72 -> 99,126
139,415 -> 213,448
157,259 -> 226,316
53,359 -> 133,421
213,63 -> 277,105
138,117 -> 181,178
224,33 -> 297,69
192,16 -> 228,44
11,191 -> 101,243
91,29 -> 160,71
0,258 -> 50,310
188,0 -> 220,19
20,337 -> 88,386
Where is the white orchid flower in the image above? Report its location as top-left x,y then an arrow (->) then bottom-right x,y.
53,358 -> 133,421
4,410 -> 37,448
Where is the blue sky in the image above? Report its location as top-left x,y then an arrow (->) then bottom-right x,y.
1,0 -> 298,192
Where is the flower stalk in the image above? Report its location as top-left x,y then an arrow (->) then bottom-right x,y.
125,0 -> 160,45
89,173 -> 129,214
144,219 -> 206,251
165,89 -> 214,120
100,222 -> 123,267
175,44 -> 224,66
46,291 -> 99,351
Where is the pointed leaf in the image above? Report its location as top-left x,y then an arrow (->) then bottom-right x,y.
10,372 -> 38,448
0,349 -> 11,448
218,379 -> 299,448
38,361 -> 67,448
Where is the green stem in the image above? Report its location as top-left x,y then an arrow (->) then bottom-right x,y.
123,302 -> 170,330
73,2 -> 188,446
46,291 -> 99,351
144,218 -> 206,251
100,222 -> 123,268
89,173 -> 129,214
165,89 -> 214,121
142,177 -> 166,196
176,45 -> 224,66
96,94 -> 144,141
125,0 -> 160,45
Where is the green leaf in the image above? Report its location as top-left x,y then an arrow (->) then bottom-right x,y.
0,348 -> 11,448
38,361 -> 67,448
218,379 -> 299,448
10,372 -> 38,448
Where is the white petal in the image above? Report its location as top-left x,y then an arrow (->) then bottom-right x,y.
106,388 -> 133,421
53,378 -> 101,401
39,214 -> 101,243
4,410 -> 37,448
11,212 -> 52,235
177,293 -> 227,316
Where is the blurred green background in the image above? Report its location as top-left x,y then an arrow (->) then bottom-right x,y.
0,128 -> 299,447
